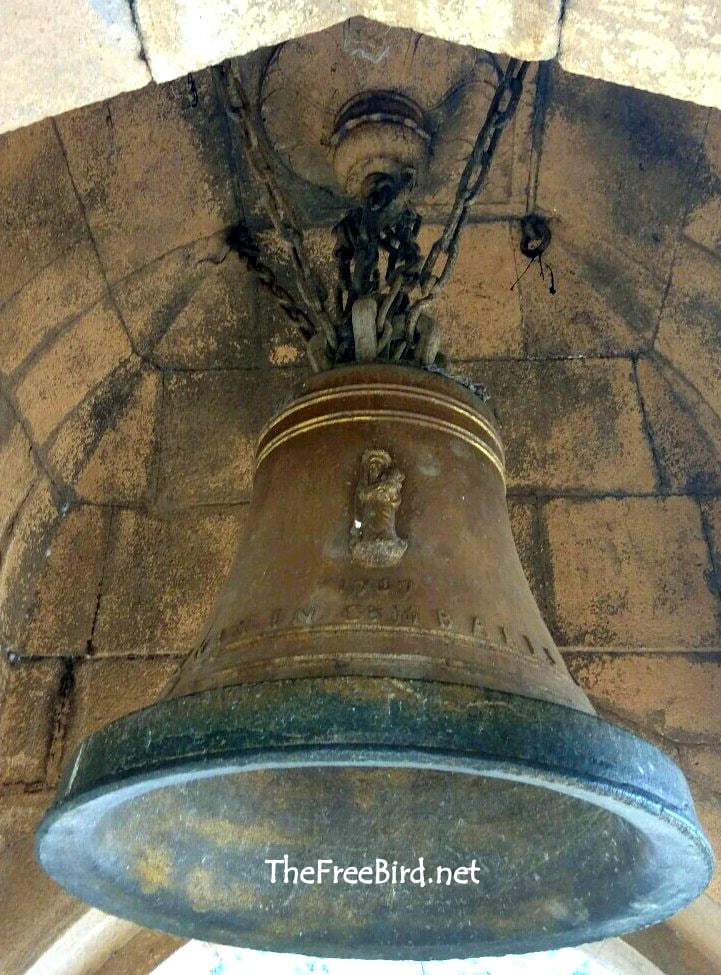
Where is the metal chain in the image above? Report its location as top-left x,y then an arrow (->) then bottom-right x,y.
332,170 -> 423,363
404,58 -> 530,341
223,62 -> 338,351
225,225 -> 315,339
220,54 -> 528,370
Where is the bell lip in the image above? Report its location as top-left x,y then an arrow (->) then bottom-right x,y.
36,677 -> 713,959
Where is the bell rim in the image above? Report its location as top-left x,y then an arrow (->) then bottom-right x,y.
37,676 -> 713,959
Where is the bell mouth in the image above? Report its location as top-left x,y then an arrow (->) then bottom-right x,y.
37,677 -> 712,960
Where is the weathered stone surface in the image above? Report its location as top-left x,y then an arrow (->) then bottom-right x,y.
113,235 -> 262,368
0,789 -> 85,975
518,222 -> 664,357
0,480 -> 60,654
418,223 -> 525,359
702,498 -> 721,598
135,5 -> 561,84
64,658 -> 181,757
655,241 -> 721,432
537,69 -> 709,278
24,506 -> 110,656
545,498 -> 721,649
0,237 -> 106,379
508,499 -> 547,613
0,122 -> 85,306
684,112 -> 721,257
56,76 -> 235,283
258,27 -> 537,218
76,369 -> 159,505
0,398 -> 37,542
47,362 -> 159,505
13,298 -> 133,445
566,653 -> 721,743
93,508 -> 244,655
636,355 -> 721,494
0,0 -> 149,135
559,0 -> 721,110
0,656 -> 64,784
157,369 -> 303,507
469,358 -> 657,493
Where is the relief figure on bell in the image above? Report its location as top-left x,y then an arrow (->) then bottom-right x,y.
350,448 -> 408,568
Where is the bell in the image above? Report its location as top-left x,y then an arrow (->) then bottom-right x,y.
37,363 -> 712,960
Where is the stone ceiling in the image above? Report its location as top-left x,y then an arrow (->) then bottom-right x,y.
1,17 -> 721,975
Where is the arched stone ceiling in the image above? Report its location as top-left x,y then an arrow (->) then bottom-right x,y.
0,20 -> 720,975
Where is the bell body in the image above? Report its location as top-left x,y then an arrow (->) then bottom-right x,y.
170,364 -> 590,714
37,364 -> 712,961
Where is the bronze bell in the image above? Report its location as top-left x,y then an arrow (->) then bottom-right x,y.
37,363 -> 712,960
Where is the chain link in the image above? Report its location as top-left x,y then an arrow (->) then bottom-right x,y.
223,62 -> 338,351
332,170 -> 423,363
220,54 -> 528,370
226,225 -> 315,339
405,58 -> 529,340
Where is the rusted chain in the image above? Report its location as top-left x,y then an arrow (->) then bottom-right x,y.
405,58 -> 530,342
226,225 -> 315,340
218,54 -> 528,370
224,62 -> 338,350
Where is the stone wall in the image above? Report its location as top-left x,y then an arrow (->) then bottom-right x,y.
3,4 -> 721,134
0,40 -> 720,974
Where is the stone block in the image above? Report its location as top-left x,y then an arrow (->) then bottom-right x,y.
0,0 -> 149,135
565,653 -> 721,744
537,69 -> 709,279
545,498 -> 721,649
134,4 -> 561,84
0,789 -> 85,975
508,499 -> 548,614
684,113 -> 721,258
468,358 -> 657,493
559,0 -> 721,110
13,298 -> 133,446
93,508 -> 245,655
0,480 -> 60,655
636,356 -> 721,494
56,76 -> 235,283
113,235 -> 262,368
48,363 -> 159,506
24,506 -> 110,656
676,744 -> 721,797
0,398 -> 37,542
417,223 -> 525,360
518,222 -> 664,357
0,121 -> 85,305
157,369 -> 303,507
64,658 -> 181,758
655,242 -> 721,429
0,656 -> 64,784
0,237 -> 106,379
702,498 -> 721,597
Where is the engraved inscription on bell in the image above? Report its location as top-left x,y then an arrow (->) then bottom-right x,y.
350,448 -> 408,568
